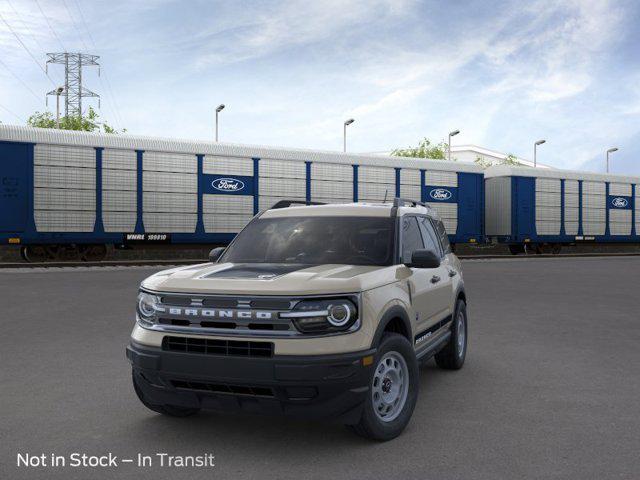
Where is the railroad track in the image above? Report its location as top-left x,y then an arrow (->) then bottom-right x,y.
1,252 -> 640,269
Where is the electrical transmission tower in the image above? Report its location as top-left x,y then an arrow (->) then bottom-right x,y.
46,53 -> 100,118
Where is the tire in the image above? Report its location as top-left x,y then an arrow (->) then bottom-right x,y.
508,244 -> 524,255
435,300 -> 468,370
132,371 -> 200,417
348,333 -> 419,441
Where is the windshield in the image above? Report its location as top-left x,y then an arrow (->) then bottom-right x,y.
220,216 -> 395,266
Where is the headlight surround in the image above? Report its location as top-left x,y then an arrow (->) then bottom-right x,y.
283,297 -> 359,334
136,291 -> 160,326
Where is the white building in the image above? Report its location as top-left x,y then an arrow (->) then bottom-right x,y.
366,145 -> 553,169
450,145 -> 552,169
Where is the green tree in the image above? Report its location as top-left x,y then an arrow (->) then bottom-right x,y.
474,152 -> 523,169
391,138 -> 451,160
27,107 -> 125,133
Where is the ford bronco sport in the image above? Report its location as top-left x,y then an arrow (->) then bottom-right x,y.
127,198 -> 468,440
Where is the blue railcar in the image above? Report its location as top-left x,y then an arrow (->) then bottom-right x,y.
0,125 -> 485,261
485,165 -> 640,254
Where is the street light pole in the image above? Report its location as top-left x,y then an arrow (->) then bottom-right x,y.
534,139 -> 546,167
448,129 -> 460,162
606,147 -> 618,173
215,104 -> 225,142
343,118 -> 354,152
55,86 -> 64,128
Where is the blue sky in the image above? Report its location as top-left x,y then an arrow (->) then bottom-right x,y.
1,0 -> 639,174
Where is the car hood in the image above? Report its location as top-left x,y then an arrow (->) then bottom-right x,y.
141,262 -> 401,295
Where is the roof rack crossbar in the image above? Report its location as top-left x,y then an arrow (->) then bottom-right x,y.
392,197 -> 428,208
271,200 -> 327,209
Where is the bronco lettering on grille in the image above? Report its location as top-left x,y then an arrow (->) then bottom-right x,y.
162,307 -> 274,320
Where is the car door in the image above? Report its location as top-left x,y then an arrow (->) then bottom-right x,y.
417,216 -> 455,324
400,216 -> 450,334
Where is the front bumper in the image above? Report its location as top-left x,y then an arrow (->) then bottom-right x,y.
126,341 -> 375,424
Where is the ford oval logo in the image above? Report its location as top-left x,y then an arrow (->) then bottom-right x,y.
429,188 -> 452,201
611,197 -> 628,208
212,177 -> 244,192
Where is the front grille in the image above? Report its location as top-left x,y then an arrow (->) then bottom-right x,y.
162,336 -> 274,357
171,379 -> 274,397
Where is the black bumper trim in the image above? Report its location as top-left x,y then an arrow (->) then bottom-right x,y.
127,341 -> 375,423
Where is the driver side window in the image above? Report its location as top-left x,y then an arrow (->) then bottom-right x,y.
401,217 -> 424,264
418,216 -> 442,258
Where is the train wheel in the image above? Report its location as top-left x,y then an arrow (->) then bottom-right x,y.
80,244 -> 107,262
22,245 -> 49,263
537,243 -> 555,255
524,243 -> 536,255
551,243 -> 562,255
509,244 -> 524,255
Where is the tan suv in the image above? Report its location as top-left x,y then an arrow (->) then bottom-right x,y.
127,198 -> 468,440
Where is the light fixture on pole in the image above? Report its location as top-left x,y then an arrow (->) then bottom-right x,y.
215,104 -> 225,142
55,86 -> 64,129
448,129 -> 460,162
343,118 -> 355,152
534,139 -> 546,167
606,147 -> 618,173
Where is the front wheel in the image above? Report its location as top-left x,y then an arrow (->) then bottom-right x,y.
348,333 -> 419,441
435,299 -> 468,370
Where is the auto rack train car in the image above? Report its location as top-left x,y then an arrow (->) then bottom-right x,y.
485,165 -> 640,254
0,125 -> 484,261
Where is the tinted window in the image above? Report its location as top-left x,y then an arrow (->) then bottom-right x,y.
433,218 -> 451,254
220,216 -> 395,266
418,216 -> 442,257
401,216 -> 424,263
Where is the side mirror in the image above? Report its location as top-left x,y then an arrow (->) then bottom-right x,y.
406,249 -> 440,269
209,247 -> 225,263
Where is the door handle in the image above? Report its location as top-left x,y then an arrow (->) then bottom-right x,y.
430,275 -> 441,284
448,269 -> 457,277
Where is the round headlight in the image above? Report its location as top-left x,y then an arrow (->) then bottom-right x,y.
137,292 -> 157,319
327,303 -> 352,327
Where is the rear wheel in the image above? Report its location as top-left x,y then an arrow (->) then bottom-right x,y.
435,300 -> 467,370
348,333 -> 419,441
132,372 -> 200,417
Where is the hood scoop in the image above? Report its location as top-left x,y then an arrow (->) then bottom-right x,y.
203,263 -> 311,280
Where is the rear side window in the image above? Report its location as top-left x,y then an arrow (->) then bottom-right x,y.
418,216 -> 442,257
401,217 -> 424,263
433,218 -> 452,254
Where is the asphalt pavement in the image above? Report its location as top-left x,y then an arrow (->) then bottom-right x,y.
1,257 -> 639,480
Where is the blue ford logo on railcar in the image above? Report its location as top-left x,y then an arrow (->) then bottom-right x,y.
429,188 -> 452,201
611,197 -> 628,208
211,178 -> 245,192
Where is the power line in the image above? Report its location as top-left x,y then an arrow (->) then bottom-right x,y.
61,0 -> 89,51
5,0 -> 64,85
70,0 -> 125,129
0,11 -> 56,87
34,0 -> 66,52
0,102 -> 25,122
71,0 -> 96,48
6,0 -> 46,54
0,57 -> 42,101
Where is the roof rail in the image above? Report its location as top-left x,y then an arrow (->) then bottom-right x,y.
392,197 -> 428,208
270,200 -> 327,209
